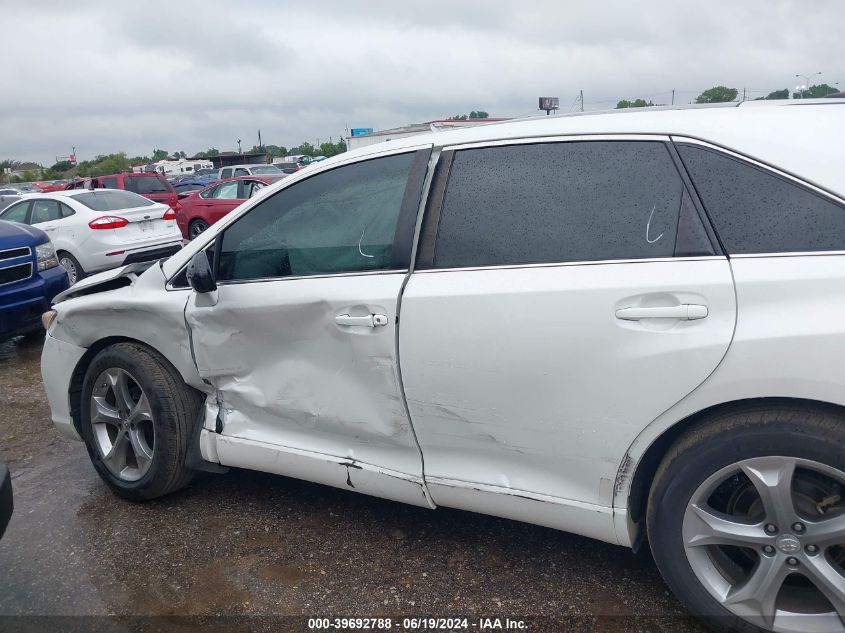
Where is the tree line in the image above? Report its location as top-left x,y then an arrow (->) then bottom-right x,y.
616,83 -> 838,108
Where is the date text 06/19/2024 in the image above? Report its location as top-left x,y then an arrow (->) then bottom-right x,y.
307,617 -> 528,630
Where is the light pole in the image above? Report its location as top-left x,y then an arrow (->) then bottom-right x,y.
795,72 -> 822,98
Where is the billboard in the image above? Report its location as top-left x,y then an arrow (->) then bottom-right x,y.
350,128 -> 374,136
538,97 -> 559,111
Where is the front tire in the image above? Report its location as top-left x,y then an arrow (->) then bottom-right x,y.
79,342 -> 202,501
648,404 -> 845,633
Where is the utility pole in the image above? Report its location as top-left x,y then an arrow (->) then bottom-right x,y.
237,139 -> 242,156
795,72 -> 822,98
671,89 -> 675,105
580,90 -> 584,112
742,87 -> 746,102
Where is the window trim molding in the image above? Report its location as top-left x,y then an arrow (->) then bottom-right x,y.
441,132 -> 670,153
411,255 -> 726,275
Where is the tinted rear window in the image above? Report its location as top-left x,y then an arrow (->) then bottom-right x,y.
433,141 -> 685,268
124,175 -> 173,194
678,145 -> 845,254
73,190 -> 154,211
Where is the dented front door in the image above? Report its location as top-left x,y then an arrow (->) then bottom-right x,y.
184,149 -> 430,505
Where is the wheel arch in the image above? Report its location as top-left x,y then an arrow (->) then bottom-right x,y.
68,336 -> 203,437
622,396 -> 845,550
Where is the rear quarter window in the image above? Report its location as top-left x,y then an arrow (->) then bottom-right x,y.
678,144 -> 845,254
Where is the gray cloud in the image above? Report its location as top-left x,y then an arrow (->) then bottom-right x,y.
2,0 -> 843,164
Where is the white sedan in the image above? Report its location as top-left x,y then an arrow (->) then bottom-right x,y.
0,189 -> 182,284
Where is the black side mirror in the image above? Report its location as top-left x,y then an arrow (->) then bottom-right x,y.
186,250 -> 216,293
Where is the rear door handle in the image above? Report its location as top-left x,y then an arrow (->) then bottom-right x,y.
615,304 -> 708,321
335,313 -> 389,327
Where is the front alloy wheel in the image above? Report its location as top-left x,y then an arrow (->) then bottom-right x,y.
649,406 -> 845,633
90,367 -> 155,481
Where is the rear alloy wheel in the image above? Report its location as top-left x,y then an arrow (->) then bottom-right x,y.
80,342 -> 202,500
188,219 -> 209,240
649,407 -> 845,633
58,252 -> 84,285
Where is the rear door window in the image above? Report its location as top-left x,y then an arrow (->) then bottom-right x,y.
30,200 -> 62,224
677,144 -> 845,254
431,141 -> 692,268
100,177 -> 119,189
214,182 -> 240,199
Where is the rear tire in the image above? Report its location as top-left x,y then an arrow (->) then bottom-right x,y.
58,251 -> 84,285
188,219 -> 209,240
79,342 -> 202,501
648,404 -> 845,633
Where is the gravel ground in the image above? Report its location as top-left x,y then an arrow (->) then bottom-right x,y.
0,335 -> 709,633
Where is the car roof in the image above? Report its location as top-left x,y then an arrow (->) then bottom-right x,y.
335,99 -> 845,198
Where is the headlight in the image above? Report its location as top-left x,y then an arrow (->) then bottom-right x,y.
41,310 -> 57,330
35,242 -> 59,271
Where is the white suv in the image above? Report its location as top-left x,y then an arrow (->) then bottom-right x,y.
41,99 -> 845,633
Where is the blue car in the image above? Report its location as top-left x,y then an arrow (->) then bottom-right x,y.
0,219 -> 69,341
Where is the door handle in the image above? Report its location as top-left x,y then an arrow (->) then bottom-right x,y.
335,313 -> 389,327
615,304 -> 708,321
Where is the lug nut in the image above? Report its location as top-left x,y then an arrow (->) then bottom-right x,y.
792,522 -> 806,533
765,523 -> 778,534
807,544 -> 819,554
762,545 -> 775,555
787,557 -> 799,566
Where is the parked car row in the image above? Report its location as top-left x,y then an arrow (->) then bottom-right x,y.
0,189 -> 182,284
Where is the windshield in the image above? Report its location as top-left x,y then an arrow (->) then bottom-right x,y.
124,175 -> 173,194
73,190 -> 154,211
249,165 -> 282,174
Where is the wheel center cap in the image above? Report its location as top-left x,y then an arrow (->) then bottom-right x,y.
122,420 -> 130,431
776,534 -> 801,554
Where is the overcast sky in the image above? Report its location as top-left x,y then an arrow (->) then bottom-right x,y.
3,0 -> 844,165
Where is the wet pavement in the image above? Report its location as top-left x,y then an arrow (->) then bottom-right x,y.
0,335 -> 708,633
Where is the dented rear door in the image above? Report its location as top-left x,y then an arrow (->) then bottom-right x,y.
185,147 -> 432,504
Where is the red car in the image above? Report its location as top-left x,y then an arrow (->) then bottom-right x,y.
176,176 -> 272,239
64,173 -> 179,211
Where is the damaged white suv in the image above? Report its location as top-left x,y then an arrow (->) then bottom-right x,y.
42,100 -> 845,633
